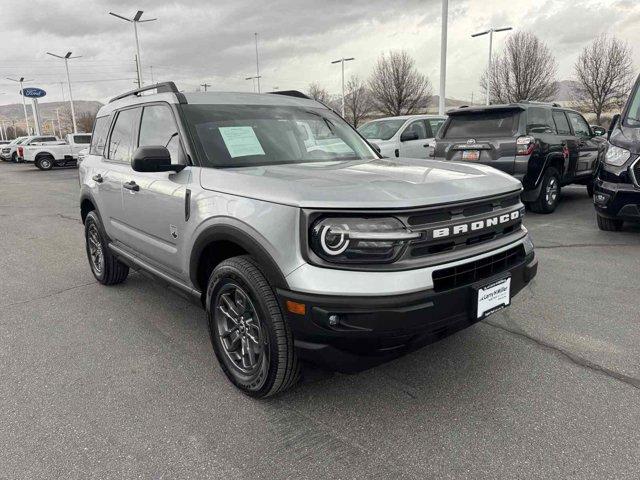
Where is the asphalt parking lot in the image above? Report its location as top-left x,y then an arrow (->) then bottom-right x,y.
1,163 -> 639,479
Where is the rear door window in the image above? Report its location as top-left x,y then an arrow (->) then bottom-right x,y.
526,108 -> 556,134
73,134 -> 91,144
552,111 -> 572,135
443,111 -> 520,138
90,116 -> 111,155
107,108 -> 140,163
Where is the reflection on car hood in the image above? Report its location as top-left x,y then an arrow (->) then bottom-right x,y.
610,125 -> 640,154
199,158 -> 522,209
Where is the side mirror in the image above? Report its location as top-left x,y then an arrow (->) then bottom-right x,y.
400,130 -> 419,142
591,126 -> 606,137
607,114 -> 620,140
131,146 -> 184,173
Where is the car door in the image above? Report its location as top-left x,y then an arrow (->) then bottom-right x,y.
120,103 -> 190,275
100,107 -> 141,243
398,120 -> 429,158
551,110 -> 578,182
566,111 -> 599,179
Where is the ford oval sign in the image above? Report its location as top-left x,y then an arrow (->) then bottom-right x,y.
20,87 -> 46,98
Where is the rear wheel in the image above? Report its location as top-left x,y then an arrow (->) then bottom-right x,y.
529,167 -> 561,214
206,255 -> 300,398
11,152 -> 17,163
597,214 -> 623,231
84,211 -> 129,285
35,156 -> 54,170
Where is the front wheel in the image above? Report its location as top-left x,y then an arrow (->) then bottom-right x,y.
84,211 -> 129,285
529,167 -> 561,214
206,255 -> 300,398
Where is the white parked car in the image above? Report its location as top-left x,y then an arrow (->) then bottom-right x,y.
19,133 -> 91,170
357,114 -> 446,159
1,135 -> 57,162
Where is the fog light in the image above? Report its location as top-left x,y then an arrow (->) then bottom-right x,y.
594,193 -> 609,205
328,314 -> 339,326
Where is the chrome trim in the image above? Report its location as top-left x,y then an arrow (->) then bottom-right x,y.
630,156 -> 640,188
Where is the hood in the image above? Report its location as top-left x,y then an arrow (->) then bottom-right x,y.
610,125 -> 640,154
199,158 -> 522,209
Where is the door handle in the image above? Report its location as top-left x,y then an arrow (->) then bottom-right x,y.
92,174 -> 104,183
123,181 -> 140,192
423,144 -> 429,148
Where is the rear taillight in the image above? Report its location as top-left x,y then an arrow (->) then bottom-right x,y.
17,146 -> 23,157
516,136 -> 535,156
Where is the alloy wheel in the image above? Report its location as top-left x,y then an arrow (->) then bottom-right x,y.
545,177 -> 558,206
87,223 -> 104,275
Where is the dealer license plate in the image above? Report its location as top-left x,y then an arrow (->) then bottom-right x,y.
462,150 -> 480,161
476,277 -> 511,319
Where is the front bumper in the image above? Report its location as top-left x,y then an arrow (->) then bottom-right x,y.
593,179 -> 640,222
278,252 -> 537,372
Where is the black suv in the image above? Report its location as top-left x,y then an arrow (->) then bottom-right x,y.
433,102 -> 607,213
593,74 -> 640,231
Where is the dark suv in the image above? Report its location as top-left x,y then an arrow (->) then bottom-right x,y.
593,74 -> 640,231
433,102 -> 607,213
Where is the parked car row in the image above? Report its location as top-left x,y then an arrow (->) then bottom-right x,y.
0,133 -> 90,169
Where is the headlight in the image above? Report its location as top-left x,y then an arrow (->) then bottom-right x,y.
604,144 -> 631,166
309,217 -> 420,264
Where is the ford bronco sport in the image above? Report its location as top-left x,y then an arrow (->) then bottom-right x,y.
433,102 -> 606,213
79,82 -> 537,397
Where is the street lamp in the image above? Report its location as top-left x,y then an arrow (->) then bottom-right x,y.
439,0 -> 448,115
254,33 -> 261,94
109,10 -> 157,87
245,76 -> 261,93
471,26 -> 512,105
330,57 -> 354,117
6,77 -> 33,135
46,51 -> 80,134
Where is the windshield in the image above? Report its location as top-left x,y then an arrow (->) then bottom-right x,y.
443,111 -> 521,138
357,119 -> 406,140
624,79 -> 640,127
183,104 -> 377,168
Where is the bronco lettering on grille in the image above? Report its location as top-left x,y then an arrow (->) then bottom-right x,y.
429,209 -> 521,240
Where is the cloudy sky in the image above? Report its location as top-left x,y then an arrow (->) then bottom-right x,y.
0,0 -> 638,107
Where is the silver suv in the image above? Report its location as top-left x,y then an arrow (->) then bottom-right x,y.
79,82 -> 537,398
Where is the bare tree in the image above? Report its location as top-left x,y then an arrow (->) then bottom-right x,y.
307,83 -> 331,104
369,50 -> 433,116
77,111 -> 96,133
572,35 -> 634,125
344,75 -> 373,127
482,31 -> 558,103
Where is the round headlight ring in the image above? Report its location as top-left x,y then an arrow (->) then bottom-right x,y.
320,225 -> 350,256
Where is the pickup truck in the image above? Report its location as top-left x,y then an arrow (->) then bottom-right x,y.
20,133 -> 92,170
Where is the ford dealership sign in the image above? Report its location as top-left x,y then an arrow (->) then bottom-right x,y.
20,87 -> 46,98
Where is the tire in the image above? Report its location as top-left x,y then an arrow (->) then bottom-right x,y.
206,255 -> 300,398
11,152 -> 17,163
84,211 -> 129,285
529,167 -> 561,214
587,182 -> 594,198
597,213 -> 623,232
35,156 -> 54,170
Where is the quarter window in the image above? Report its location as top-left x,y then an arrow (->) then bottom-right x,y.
138,105 -> 183,164
108,108 -> 139,162
427,118 -> 445,137
552,111 -> 571,135
567,112 -> 591,138
90,116 -> 111,155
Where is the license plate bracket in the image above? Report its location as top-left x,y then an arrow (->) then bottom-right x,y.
462,149 -> 480,161
473,276 -> 511,320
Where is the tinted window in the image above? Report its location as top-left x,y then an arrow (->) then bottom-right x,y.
403,120 -> 427,140
443,111 -> 520,138
624,80 -> 640,127
358,119 -> 406,140
527,108 -> 556,134
183,104 -> 376,168
73,135 -> 91,144
567,112 -> 591,137
90,116 -> 111,155
108,108 -> 139,162
552,111 -> 571,135
427,118 -> 445,137
138,105 -> 182,164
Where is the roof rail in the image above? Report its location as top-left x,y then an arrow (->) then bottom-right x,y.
109,81 -> 180,103
518,100 -> 562,108
268,90 -> 311,100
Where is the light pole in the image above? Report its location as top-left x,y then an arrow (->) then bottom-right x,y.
200,83 -> 211,92
471,26 -> 512,105
254,33 -> 261,94
439,0 -> 448,115
245,76 -> 261,92
109,10 -> 157,87
6,77 -> 32,135
330,57 -> 354,117
47,51 -> 80,134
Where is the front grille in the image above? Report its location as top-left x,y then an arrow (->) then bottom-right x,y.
432,245 -> 525,292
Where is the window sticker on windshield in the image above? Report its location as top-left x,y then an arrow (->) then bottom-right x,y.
218,126 -> 265,158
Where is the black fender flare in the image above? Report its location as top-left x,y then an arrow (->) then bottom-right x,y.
533,152 -> 565,188
189,220 -> 289,291
79,187 -> 99,224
